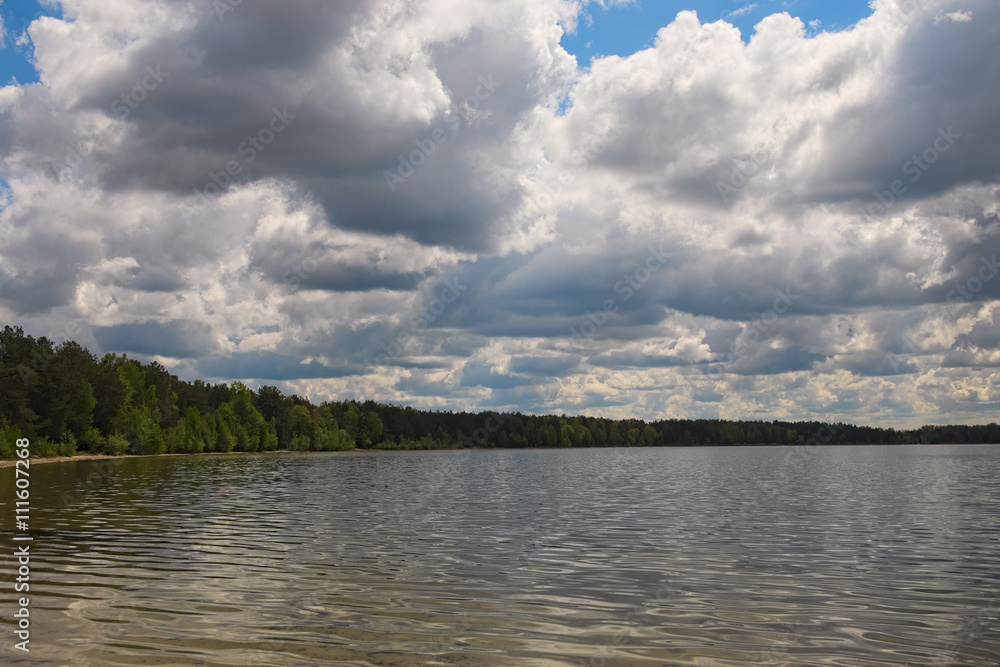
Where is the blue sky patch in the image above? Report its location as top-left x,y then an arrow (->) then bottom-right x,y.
560,1 -> 875,64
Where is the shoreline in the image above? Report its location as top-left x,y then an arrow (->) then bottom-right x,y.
0,450 -> 315,468
2,441 -> 992,468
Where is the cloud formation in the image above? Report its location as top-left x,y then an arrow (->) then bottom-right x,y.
1,0 -> 998,427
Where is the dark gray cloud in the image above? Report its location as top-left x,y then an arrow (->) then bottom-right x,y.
833,351 -> 918,377
24,0 -> 562,254
0,225 -> 99,313
127,266 -> 188,293
954,308 -> 1000,350
250,246 -> 427,293
393,374 -> 459,398
508,354 -> 582,376
197,351 -> 358,381
587,350 -> 690,370
460,360 -> 533,389
94,320 -> 218,358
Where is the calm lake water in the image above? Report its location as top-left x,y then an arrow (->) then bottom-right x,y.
2,445 -> 1000,666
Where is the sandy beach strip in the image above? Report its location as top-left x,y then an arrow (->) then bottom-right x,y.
0,450 -> 314,468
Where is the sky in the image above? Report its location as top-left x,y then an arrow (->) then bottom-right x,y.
0,0 -> 997,429
561,0 -> 876,61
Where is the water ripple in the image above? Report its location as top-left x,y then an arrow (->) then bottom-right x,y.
1,446 -> 998,665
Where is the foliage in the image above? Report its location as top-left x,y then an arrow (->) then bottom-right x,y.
102,433 -> 131,456
0,418 -> 20,459
1,325 -> 999,459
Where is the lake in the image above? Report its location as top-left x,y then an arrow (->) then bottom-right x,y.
2,445 -> 999,665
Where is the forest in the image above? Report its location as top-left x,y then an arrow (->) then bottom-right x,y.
1,325 -> 998,459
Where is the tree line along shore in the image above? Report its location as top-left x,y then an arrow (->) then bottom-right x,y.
1,325 -> 998,460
